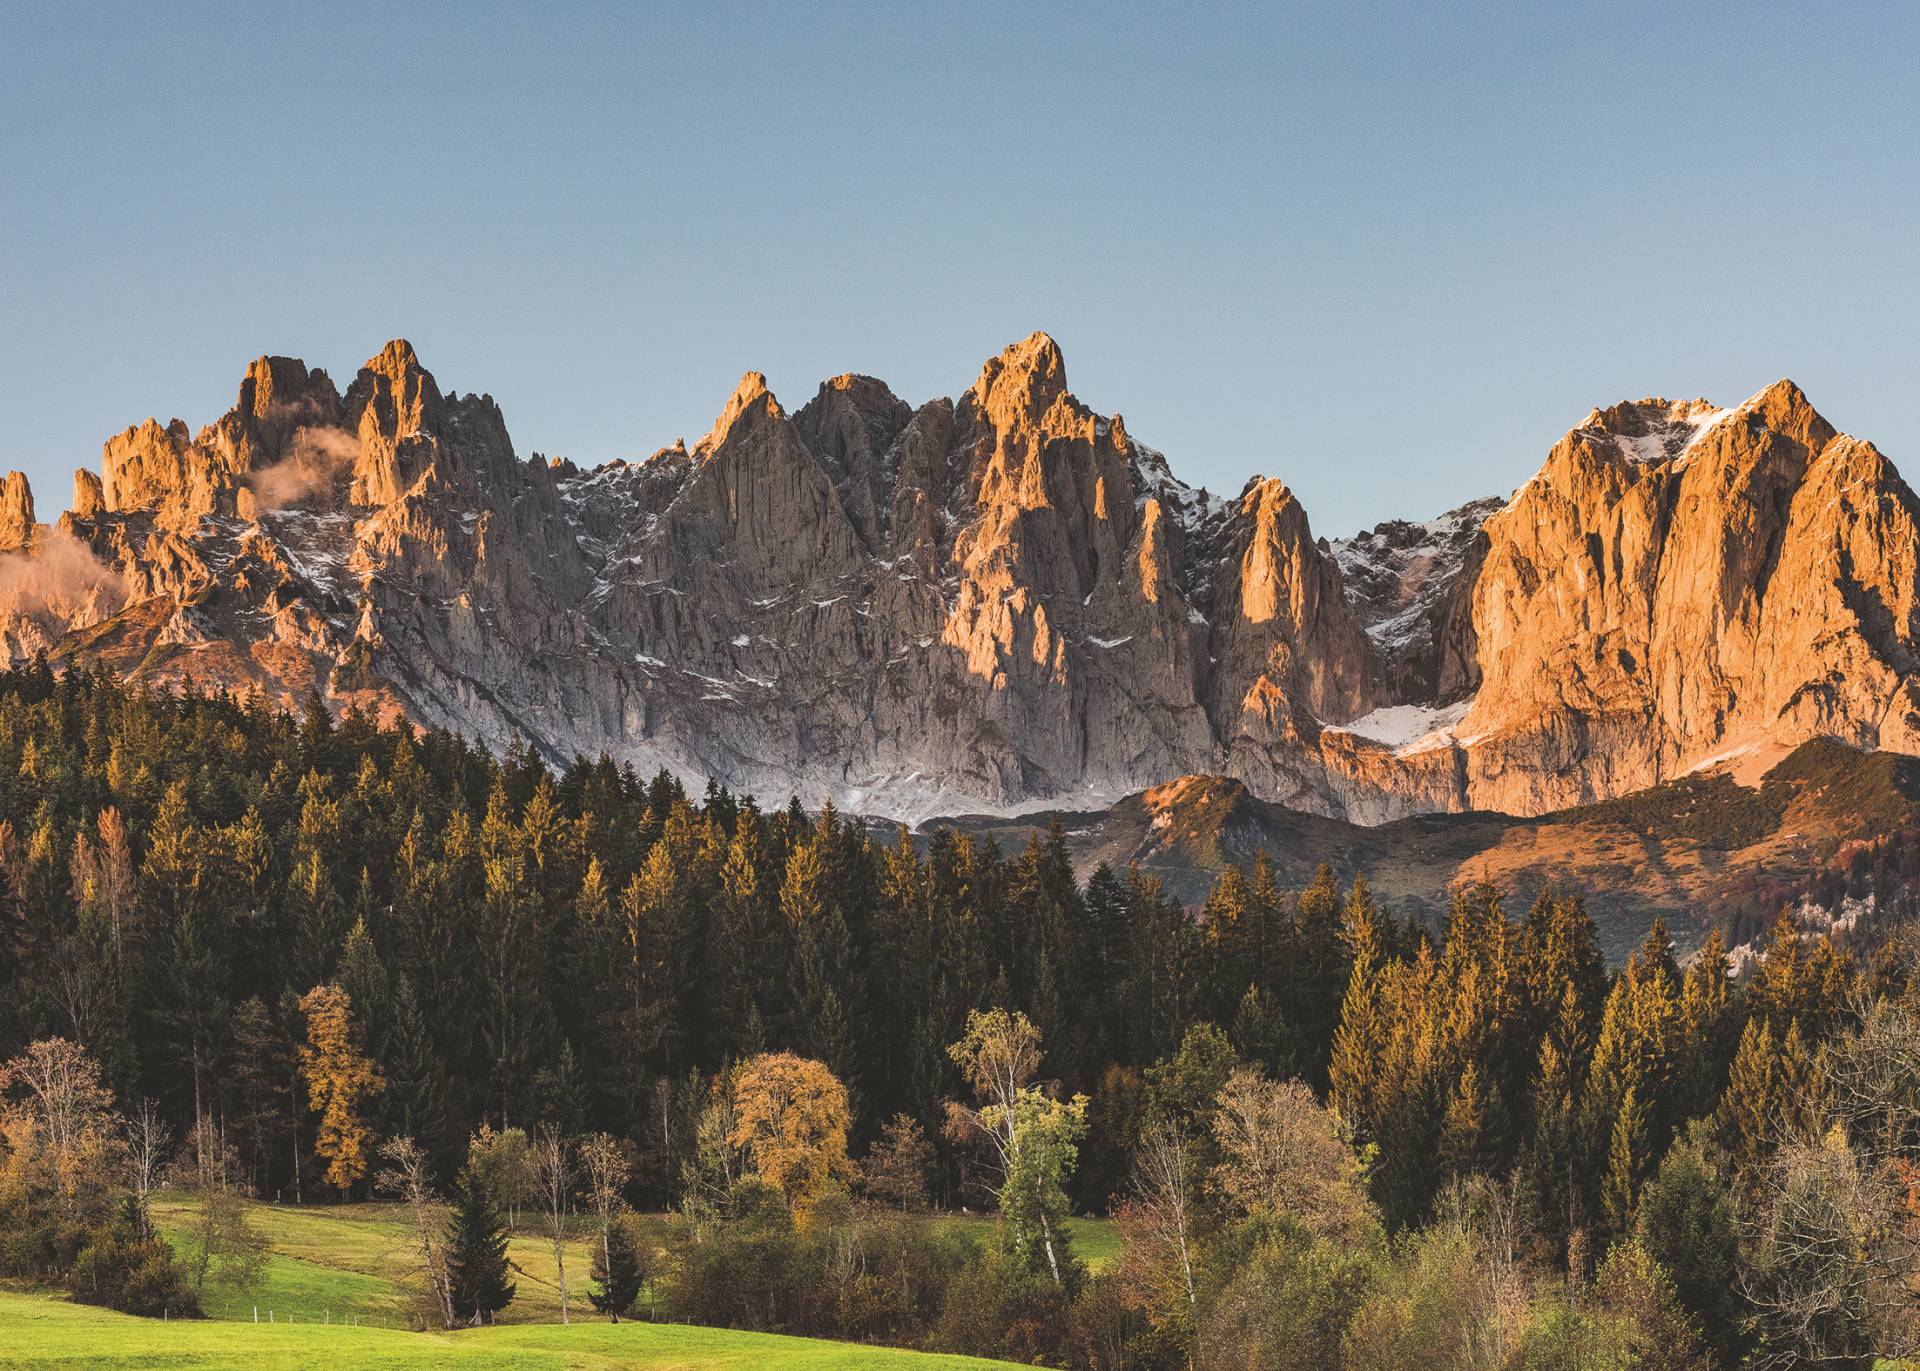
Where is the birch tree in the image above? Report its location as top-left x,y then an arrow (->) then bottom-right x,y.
377,1135 -> 455,1329
946,1008 -> 1087,1287
534,1125 -> 573,1324
578,1131 -> 633,1302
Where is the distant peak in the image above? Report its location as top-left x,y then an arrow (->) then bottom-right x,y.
978,331 -> 1065,387
970,332 -> 1069,424
364,339 -> 426,380
695,371 -> 781,457
0,471 -> 33,552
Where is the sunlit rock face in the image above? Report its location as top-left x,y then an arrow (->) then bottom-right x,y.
3,336 -> 1915,825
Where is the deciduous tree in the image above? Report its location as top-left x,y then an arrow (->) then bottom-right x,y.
296,984 -> 385,1193
730,1051 -> 851,1215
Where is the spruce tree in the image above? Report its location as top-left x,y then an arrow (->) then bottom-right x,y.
1290,864 -> 1350,1088
445,1170 -> 515,1325
588,1213 -> 644,1322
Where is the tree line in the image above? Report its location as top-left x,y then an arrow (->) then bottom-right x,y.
1,662 -> 1916,1365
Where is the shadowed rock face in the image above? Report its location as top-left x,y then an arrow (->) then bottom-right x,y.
1,338 -> 1914,825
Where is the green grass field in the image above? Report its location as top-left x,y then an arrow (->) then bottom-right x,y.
932,1214 -> 1119,1273
26,1195 -> 1117,1366
0,1289 -> 1027,1369
149,1194 -> 650,1326
143,1194 -> 1118,1328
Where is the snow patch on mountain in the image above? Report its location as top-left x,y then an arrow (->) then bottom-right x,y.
1330,497 -> 1499,652
1324,698 -> 1473,754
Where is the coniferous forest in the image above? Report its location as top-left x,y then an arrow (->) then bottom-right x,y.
3,662 -> 1918,1367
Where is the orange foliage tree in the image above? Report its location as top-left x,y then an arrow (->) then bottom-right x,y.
728,1051 -> 850,1212
297,985 -> 385,1192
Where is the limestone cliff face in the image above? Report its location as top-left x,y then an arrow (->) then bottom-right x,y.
1455,383 -> 1920,811
2,339 -> 1914,825
0,473 -> 34,553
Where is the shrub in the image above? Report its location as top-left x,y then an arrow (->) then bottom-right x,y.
68,1209 -> 199,1318
933,1248 -> 1072,1366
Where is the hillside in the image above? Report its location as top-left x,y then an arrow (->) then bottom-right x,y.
934,738 -> 1920,960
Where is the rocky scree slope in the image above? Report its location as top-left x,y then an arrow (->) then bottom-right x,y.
0,337 -> 1914,825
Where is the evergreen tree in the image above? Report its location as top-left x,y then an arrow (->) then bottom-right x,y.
588,1213 -> 645,1322
1438,1061 -> 1508,1181
445,1170 -> 516,1326
1289,864 -> 1349,1088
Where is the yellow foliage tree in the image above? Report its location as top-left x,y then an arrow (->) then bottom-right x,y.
297,984 -> 385,1192
728,1051 -> 850,1212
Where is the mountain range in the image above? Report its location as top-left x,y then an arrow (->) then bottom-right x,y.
2,333 -> 1916,870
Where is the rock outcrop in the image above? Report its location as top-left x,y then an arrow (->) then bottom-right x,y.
1454,384 -> 1920,812
1,337 -> 1914,825
0,473 -> 34,553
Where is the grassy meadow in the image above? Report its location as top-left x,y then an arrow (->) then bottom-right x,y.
142,1193 -> 1117,1327
0,1194 -> 1119,1367
0,1288 -> 1030,1369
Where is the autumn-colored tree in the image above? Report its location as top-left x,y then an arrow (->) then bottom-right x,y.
377,1135 -> 454,1329
579,1130 -> 635,1287
1114,1114 -> 1199,1344
0,1037 -> 123,1220
296,984 -> 385,1192
728,1051 -> 851,1214
1209,1066 -> 1375,1243
860,1112 -> 935,1210
467,1122 -> 536,1228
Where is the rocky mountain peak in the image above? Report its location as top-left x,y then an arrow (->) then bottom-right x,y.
694,371 -> 781,459
1331,495 -> 1500,699
0,472 -> 34,553
238,354 -> 340,425
1569,397 -> 1730,466
1739,377 -> 1836,458
70,470 -> 103,520
346,339 -> 443,444
791,375 -> 913,550
970,331 -> 1069,429
7,343 -> 1913,833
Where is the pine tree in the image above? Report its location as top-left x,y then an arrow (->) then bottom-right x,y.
588,1213 -> 644,1322
1201,863 -> 1254,1015
782,836 -> 860,1088
1438,1061 -> 1509,1180
445,1170 -> 516,1325
1674,929 -> 1734,1118
1602,1085 -> 1651,1237
1290,864 -> 1350,1088
287,846 -> 346,991
476,790 -> 550,1125
380,973 -> 452,1166
1522,980 -> 1594,1253
1230,981 -> 1292,1077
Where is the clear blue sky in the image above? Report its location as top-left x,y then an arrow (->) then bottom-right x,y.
2,2 -> 1913,536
